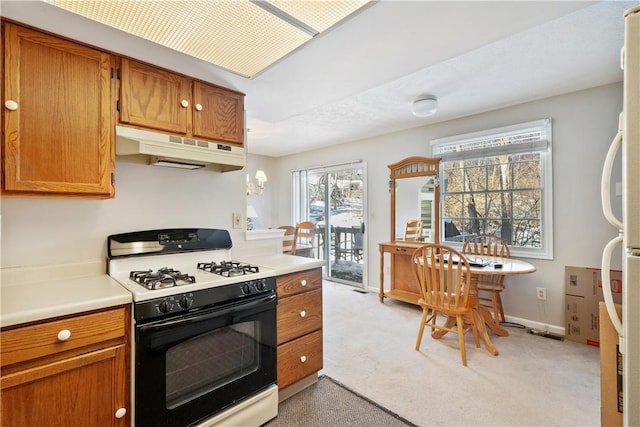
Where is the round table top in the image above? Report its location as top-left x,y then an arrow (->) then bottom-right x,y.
464,255 -> 536,276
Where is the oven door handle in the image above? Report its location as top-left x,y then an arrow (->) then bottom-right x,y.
136,292 -> 277,348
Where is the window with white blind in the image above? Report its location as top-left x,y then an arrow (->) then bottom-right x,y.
432,119 -> 553,259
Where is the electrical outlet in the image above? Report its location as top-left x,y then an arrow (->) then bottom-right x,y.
536,287 -> 547,301
232,213 -> 242,229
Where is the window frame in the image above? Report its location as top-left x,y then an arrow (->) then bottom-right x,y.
431,119 -> 553,260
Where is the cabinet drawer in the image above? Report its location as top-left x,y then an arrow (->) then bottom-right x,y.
1,307 -> 127,368
277,289 -> 322,345
277,330 -> 323,390
277,268 -> 322,298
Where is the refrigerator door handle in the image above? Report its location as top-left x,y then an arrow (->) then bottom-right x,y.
601,234 -> 624,351
601,129 -> 624,230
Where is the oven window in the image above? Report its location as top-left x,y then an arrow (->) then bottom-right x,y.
165,321 -> 260,409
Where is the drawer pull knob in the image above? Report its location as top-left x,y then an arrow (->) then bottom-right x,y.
300,355 -> 307,363
180,99 -> 189,108
300,310 -> 306,318
195,103 -> 203,111
57,329 -> 71,341
5,100 -> 18,110
115,408 -> 127,419
300,279 -> 307,287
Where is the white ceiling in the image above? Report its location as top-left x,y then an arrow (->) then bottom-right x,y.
2,1 -> 637,157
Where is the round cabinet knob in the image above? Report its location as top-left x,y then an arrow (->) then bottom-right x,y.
300,355 -> 307,363
195,103 -> 203,111
57,329 -> 71,341
180,99 -> 189,108
115,408 -> 127,419
299,310 -> 306,318
300,279 -> 307,287
4,100 -> 18,110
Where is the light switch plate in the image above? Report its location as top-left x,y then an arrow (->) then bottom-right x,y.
232,213 -> 242,229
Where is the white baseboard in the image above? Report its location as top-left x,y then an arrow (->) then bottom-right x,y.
503,315 -> 565,336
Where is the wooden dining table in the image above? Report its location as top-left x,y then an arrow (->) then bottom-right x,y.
434,255 -> 536,356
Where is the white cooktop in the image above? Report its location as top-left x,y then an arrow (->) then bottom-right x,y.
108,250 -> 276,302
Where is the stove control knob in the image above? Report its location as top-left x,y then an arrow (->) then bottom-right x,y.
179,295 -> 194,309
158,299 -> 173,314
255,279 -> 266,291
241,284 -> 251,295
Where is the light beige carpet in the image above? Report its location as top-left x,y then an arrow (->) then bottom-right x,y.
264,375 -> 416,427
320,281 -> 601,427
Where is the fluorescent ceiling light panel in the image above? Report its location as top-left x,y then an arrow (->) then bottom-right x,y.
44,0 -> 371,78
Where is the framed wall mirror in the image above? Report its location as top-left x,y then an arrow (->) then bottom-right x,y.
388,156 -> 441,242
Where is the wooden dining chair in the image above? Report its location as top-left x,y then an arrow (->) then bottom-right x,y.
412,244 -> 480,366
403,219 -> 423,241
277,226 -> 297,255
462,234 -> 511,323
295,221 -> 316,257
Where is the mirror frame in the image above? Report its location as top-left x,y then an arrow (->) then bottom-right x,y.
388,156 -> 441,242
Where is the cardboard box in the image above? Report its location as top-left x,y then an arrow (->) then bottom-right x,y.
564,266 -> 623,346
565,266 -> 623,303
599,302 -> 623,427
565,294 -> 600,346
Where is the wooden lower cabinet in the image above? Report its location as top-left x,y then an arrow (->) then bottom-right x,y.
0,305 -> 130,427
276,268 -> 323,394
379,241 -> 424,305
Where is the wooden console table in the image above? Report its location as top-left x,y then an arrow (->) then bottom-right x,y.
379,241 -> 425,305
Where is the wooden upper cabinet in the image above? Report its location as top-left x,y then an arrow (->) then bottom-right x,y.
119,58 -> 245,146
119,58 -> 191,134
193,81 -> 244,144
2,22 -> 115,197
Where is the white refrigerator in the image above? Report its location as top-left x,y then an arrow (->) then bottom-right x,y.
601,5 -> 640,426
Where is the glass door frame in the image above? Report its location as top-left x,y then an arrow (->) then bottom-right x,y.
292,161 -> 367,288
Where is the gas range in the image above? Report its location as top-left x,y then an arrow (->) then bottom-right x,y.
107,228 -> 276,321
109,229 -> 279,427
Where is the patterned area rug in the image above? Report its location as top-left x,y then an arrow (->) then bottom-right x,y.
263,375 -> 416,427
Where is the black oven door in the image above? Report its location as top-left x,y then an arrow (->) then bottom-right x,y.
134,291 -> 277,427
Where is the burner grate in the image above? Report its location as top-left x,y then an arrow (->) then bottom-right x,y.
198,261 -> 259,277
130,268 -> 196,290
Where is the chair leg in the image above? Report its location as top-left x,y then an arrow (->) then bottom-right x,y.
456,315 -> 467,367
470,317 -> 480,348
491,292 -> 501,324
496,292 -> 505,322
415,308 -> 429,350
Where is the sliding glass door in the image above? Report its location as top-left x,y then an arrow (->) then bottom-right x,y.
293,163 -> 366,288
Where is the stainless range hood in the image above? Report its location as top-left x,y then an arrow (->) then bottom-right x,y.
115,126 -> 245,172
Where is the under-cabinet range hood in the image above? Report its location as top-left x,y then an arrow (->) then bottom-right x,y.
115,126 -> 245,171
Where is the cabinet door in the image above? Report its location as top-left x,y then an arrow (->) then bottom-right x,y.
277,289 -> 322,345
2,23 -> 115,196
0,346 -> 129,427
391,250 -> 421,300
277,330 -> 323,390
193,81 -> 244,145
119,58 -> 191,134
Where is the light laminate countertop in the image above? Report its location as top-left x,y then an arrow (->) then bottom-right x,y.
245,254 -> 324,276
1,272 -> 132,328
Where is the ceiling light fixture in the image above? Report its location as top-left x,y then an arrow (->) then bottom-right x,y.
412,95 -> 438,117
